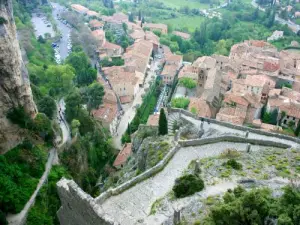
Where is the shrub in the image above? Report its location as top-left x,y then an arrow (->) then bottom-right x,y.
220,148 -> 240,158
0,17 -> 7,25
172,174 -> 204,198
6,106 -> 33,129
0,210 -> 7,225
223,159 -> 243,170
158,108 -> 168,135
179,77 -> 197,89
171,97 -> 190,109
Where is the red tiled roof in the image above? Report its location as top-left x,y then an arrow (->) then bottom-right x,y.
71,4 -> 89,13
172,31 -> 191,40
113,143 -> 132,167
89,20 -> 104,28
120,95 -> 132,104
92,102 -> 118,124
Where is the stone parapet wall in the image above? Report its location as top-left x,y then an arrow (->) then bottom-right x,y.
57,108 -> 298,224
56,178 -> 114,225
179,135 -> 291,149
169,108 -> 300,145
95,144 -> 181,204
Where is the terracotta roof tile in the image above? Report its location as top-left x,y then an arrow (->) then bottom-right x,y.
113,143 -> 132,167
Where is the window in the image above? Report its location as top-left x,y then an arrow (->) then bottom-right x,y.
287,116 -> 289,119
284,120 -> 287,124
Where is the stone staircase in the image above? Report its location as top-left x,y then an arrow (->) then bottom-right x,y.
168,112 -> 180,134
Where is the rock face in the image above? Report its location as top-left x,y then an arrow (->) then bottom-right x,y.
0,0 -> 37,153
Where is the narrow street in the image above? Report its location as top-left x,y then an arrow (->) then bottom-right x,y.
112,60 -> 160,149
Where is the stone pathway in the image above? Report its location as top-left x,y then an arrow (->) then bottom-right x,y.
100,143 -> 263,224
99,112 -> 298,224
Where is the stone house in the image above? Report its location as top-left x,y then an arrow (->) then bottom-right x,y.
216,93 -> 261,125
89,20 -> 104,31
70,4 -> 89,15
113,143 -> 132,169
142,23 -> 168,34
102,66 -> 142,101
244,75 -> 275,102
123,40 -> 153,75
172,31 -> 191,40
98,40 -> 123,59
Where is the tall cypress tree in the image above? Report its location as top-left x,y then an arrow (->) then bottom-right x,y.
159,108 -> 168,135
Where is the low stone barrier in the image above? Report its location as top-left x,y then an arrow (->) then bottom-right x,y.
179,135 -> 291,149
96,144 -> 181,204
170,108 -> 300,145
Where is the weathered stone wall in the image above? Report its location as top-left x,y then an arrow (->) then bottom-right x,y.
57,109 -> 298,224
0,0 -> 37,153
179,135 -> 291,149
56,178 -> 114,225
170,108 -> 300,145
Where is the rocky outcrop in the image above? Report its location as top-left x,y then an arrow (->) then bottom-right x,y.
0,0 -> 37,153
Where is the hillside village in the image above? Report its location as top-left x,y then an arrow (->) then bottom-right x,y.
4,0 -> 300,224
67,3 -> 300,169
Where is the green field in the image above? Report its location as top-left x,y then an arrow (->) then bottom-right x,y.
153,15 -> 205,32
155,0 -> 210,9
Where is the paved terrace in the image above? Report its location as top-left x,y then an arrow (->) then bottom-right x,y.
97,111 -> 298,225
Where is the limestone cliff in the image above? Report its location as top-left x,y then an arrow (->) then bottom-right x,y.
0,0 -> 37,153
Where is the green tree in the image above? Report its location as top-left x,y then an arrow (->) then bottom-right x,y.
65,51 -> 96,86
294,121 -> 300,136
65,89 -> 83,122
71,119 -> 81,137
45,65 -> 75,96
173,174 -> 204,198
37,96 -> 56,119
270,108 -> 278,125
33,113 -> 53,142
84,82 -> 105,114
158,108 -> 168,135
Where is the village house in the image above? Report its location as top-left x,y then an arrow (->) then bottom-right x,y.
244,75 -> 276,102
113,143 -> 133,169
188,97 -> 212,118
161,54 -> 183,85
123,40 -> 153,75
89,20 -> 104,31
142,23 -> 168,34
216,92 -> 261,125
102,66 -> 143,103
98,40 -> 123,59
92,85 -> 119,134
71,4 -> 89,15
92,29 -> 106,45
86,10 -> 100,18
267,30 -> 284,41
172,31 -> 191,40
161,64 -> 179,85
